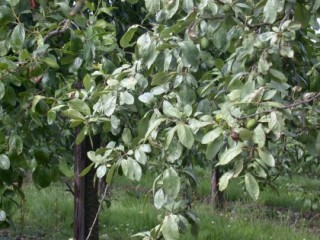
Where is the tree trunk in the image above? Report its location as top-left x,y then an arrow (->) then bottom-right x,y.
74,132 -> 100,240
210,167 -> 225,211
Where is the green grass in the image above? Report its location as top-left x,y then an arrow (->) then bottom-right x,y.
4,170 -> 320,240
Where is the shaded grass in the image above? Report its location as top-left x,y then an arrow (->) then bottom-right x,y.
11,184 -> 73,239
4,170 -> 320,240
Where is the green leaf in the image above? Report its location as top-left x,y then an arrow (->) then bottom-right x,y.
31,95 -> 46,113
120,25 -> 139,48
58,161 -> 74,178
134,149 -> 147,165
43,57 -> 59,70
80,163 -> 94,177
163,167 -> 180,199
179,41 -> 199,70
139,92 -> 155,104
206,136 -> 224,160
269,68 -> 287,82
106,164 -> 116,185
218,145 -> 242,166
162,214 -> 179,240
69,99 -> 91,115
166,0 -> 180,19
32,166 -> 52,188
145,0 -> 161,13
258,148 -> 275,167
219,170 -> 234,191
10,23 -> 25,52
201,128 -> 222,144
0,81 -> 4,100
154,188 -> 166,209
176,124 -> 194,149
119,91 -> 134,105
165,127 -> 176,149
253,124 -> 266,148
0,210 -> 6,221
83,74 -> 92,91
144,118 -> 166,141
263,0 -> 284,24
183,0 -> 194,13
233,159 -> 243,178
0,154 -> 10,170
7,0 -> 20,7
102,93 -> 117,117
62,109 -> 85,120
122,128 -> 132,145
166,140 -> 183,163
96,165 -> 107,179
9,135 -> 23,154
245,173 -> 259,201
75,126 -> 87,144
163,101 -> 182,119
47,110 -> 56,125
121,157 -> 142,181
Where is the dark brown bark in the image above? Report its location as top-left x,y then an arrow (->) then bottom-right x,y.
74,130 -> 86,240
210,167 -> 225,210
84,135 -> 100,240
74,132 -> 100,240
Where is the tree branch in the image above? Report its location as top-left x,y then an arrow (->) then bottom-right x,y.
70,0 -> 85,16
43,20 -> 70,43
236,92 -> 320,120
43,0 -> 85,42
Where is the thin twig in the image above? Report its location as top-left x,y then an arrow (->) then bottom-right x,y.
236,92 -> 320,120
65,181 -> 74,196
85,184 -> 109,240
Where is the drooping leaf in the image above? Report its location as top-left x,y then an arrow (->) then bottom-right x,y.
96,165 -> 107,179
144,118 -> 166,141
102,93 -> 117,117
119,91 -> 134,105
206,136 -> 224,160
121,157 -> 142,181
218,145 -> 242,166
10,23 -> 25,52
258,148 -> 275,167
245,173 -> 259,201
0,210 -> 6,221
163,167 -> 180,199
163,101 -> 182,119
62,109 -> 85,120
179,41 -> 200,70
154,188 -> 166,209
176,124 -> 194,149
120,24 -> 139,48
253,124 -> 266,148
145,0 -> 160,13
201,128 -> 222,144
134,149 -> 147,165
0,154 -> 10,170
0,82 -> 4,100
219,170 -> 234,191
139,92 -> 155,104
162,214 -> 179,240
69,99 -> 91,116
269,68 -> 287,82
122,128 -> 132,145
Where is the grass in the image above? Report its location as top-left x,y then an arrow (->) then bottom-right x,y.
3,169 -> 320,240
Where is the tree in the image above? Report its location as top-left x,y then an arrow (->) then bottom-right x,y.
1,0 -> 320,239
